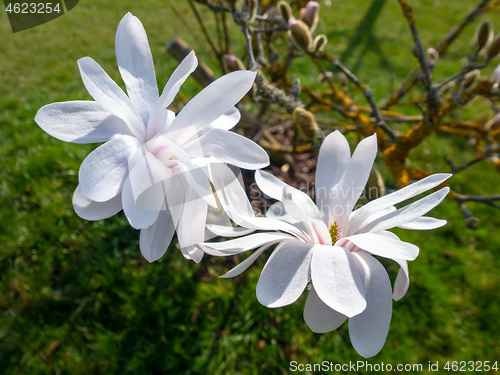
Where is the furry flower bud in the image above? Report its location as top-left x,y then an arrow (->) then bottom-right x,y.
293,107 -> 318,140
277,1 -> 293,23
462,69 -> 480,89
289,18 -> 313,52
473,20 -> 494,50
486,34 -> 500,60
313,34 -> 327,53
300,1 -> 320,33
223,54 -> 246,72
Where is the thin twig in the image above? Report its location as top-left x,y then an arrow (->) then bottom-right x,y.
188,0 -> 221,60
445,145 -> 500,173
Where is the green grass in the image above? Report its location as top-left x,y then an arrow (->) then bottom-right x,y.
1,0 -> 500,374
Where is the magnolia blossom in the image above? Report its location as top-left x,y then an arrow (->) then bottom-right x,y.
35,13 -> 269,263
200,131 -> 450,357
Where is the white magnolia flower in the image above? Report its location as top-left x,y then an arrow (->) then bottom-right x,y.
201,131 -> 450,357
35,13 -> 269,263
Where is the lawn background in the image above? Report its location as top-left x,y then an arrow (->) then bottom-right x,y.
1,0 -> 499,374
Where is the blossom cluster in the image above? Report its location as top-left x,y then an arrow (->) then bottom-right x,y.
36,13 -> 450,358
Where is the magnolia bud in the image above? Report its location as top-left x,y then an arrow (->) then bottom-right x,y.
313,34 -> 327,52
485,113 -> 500,132
300,1 -> 320,33
293,107 -> 318,140
277,1 -> 293,23
223,54 -> 246,72
317,71 -> 333,83
289,19 -> 313,52
263,6 -> 276,19
492,64 -> 500,84
473,20 -> 494,50
462,69 -> 480,89
486,34 -> 500,60
364,167 -> 385,201
426,48 -> 439,63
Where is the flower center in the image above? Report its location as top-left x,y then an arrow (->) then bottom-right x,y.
329,221 -> 341,244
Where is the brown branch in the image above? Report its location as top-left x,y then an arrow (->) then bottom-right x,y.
445,145 -> 500,173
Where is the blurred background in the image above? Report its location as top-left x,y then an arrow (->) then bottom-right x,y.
1,0 -> 499,373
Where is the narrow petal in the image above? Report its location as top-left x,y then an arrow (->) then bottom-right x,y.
199,232 -> 293,256
347,173 -> 451,235
78,57 -> 146,141
392,258 -> 410,301
72,185 -> 122,220
256,240 -> 313,308
35,101 -> 131,144
78,135 -> 141,202
206,224 -> 255,237
328,134 -> 377,230
167,70 -> 256,144
311,244 -> 366,317
176,188 -> 208,263
178,163 -> 217,207
398,216 -> 447,230
197,128 -> 269,170
315,130 -> 350,220
282,186 -> 322,222
349,251 -> 392,358
122,174 -> 161,229
304,286 -> 347,333
116,13 -> 159,124
139,209 -> 176,262
209,106 -> 241,131
148,51 -> 198,139
220,244 -> 270,278
345,232 -> 419,261
362,187 -> 450,233
255,170 -> 288,201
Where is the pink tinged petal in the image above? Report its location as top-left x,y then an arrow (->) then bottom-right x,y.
392,258 -> 409,301
306,219 -> 332,246
121,174 -> 161,229
197,128 -> 269,170
78,135 -> 141,202
398,216 -> 447,230
282,186 -> 322,223
72,185 -> 122,220
178,163 -> 217,207
77,57 -> 146,141
176,188 -> 208,263
362,187 -> 450,233
167,70 -> 257,144
311,244 -> 366,317
35,101 -> 131,144
349,251 -> 392,358
148,51 -> 198,140
209,106 -> 241,131
315,130 -> 350,221
199,232 -> 294,256
256,240 -> 314,308
329,134 -> 378,230
146,134 -> 192,166
115,13 -> 159,125
304,286 -> 347,333
206,225 -> 255,237
220,244 -> 271,278
345,232 -> 419,261
347,173 -> 451,235
139,209 -> 177,262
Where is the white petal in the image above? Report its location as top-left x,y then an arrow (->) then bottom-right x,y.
78,57 -> 146,141
315,130 -> 350,220
305,219 -> 332,246
139,209 -> 177,262
255,170 -> 288,201
349,251 -> 392,358
345,232 -> 419,261
392,258 -> 409,301
199,232 -> 293,256
328,134 -> 377,230
35,101 -> 131,144
178,163 -> 216,207
348,173 -> 451,235
78,135 -> 141,202
398,216 -> 447,230
176,188 -> 208,263
220,244 -> 270,278
209,106 -> 241,131
256,240 -> 313,308
362,187 -> 450,233
206,224 -> 255,237
311,244 -> 366,317
116,13 -> 159,124
282,186 -> 322,222
304,286 -> 347,333
122,174 -> 161,229
167,70 -> 257,145
72,185 -> 122,220
197,128 -> 269,170
148,51 -> 198,140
